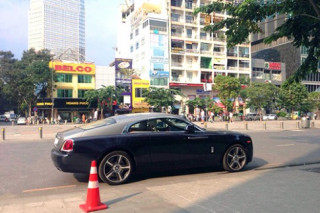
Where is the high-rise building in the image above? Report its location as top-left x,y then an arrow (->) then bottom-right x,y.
251,11 -> 320,92
28,0 -> 85,62
116,0 -> 251,113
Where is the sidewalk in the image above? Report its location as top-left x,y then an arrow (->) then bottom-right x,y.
194,119 -> 320,132
0,120 -> 319,142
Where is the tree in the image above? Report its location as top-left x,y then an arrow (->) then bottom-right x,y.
245,82 -> 279,120
194,0 -> 320,80
308,92 -> 320,118
213,75 -> 241,112
143,88 -> 183,113
278,81 -> 310,113
84,85 -> 123,119
0,49 -> 54,116
0,51 -> 17,113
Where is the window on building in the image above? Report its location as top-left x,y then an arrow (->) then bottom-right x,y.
135,28 -> 139,36
57,89 -> 72,98
150,20 -> 167,32
136,42 -> 139,49
78,90 -> 88,98
153,47 -> 164,56
130,46 -> 133,52
56,74 -> 72,83
143,20 -> 149,28
150,78 -> 168,86
78,75 -> 92,83
154,63 -> 164,71
130,33 -> 133,39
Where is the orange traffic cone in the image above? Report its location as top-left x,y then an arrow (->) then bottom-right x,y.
79,160 -> 107,212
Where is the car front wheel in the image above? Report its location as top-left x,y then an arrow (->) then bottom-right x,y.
223,144 -> 247,172
98,151 -> 133,185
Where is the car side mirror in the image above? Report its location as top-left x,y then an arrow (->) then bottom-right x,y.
185,125 -> 195,133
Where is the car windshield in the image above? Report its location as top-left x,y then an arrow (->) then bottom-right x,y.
79,118 -> 116,130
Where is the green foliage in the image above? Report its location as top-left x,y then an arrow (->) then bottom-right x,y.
213,75 -> 241,112
277,81 -> 310,112
194,0 -> 320,80
245,82 -> 279,111
143,87 -> 183,112
0,49 -> 54,116
84,85 -> 124,118
308,92 -> 320,112
277,111 -> 287,117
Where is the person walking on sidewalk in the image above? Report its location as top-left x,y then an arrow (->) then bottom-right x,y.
229,111 -> 233,123
201,109 -> 205,124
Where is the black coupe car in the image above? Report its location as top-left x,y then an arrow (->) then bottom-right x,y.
51,113 -> 253,185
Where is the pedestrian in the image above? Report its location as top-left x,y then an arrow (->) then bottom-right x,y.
201,109 -> 205,124
195,106 -> 200,121
229,111 -> 233,123
93,109 -> 98,121
58,114 -> 61,124
208,111 -> 213,123
82,114 -> 86,123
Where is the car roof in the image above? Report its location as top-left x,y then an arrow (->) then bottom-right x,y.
112,113 -> 186,124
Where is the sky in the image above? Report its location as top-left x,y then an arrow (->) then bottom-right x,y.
0,0 -> 120,66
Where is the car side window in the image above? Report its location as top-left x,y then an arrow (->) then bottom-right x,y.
163,118 -> 189,131
128,120 -> 150,132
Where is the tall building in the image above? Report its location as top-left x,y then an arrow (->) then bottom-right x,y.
28,0 -> 85,62
251,11 -> 320,92
116,0 -> 251,113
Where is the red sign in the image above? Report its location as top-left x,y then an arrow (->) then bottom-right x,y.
54,65 -> 92,73
268,62 -> 281,71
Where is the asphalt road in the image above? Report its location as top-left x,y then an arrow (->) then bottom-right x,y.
0,129 -> 320,196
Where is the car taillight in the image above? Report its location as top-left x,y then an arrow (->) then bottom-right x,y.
61,139 -> 74,152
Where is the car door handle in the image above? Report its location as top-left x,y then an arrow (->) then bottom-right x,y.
187,136 -> 208,140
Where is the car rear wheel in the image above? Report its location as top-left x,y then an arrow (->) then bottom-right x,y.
98,151 -> 133,185
222,144 -> 247,172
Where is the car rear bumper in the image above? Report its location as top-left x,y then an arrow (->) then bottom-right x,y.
51,149 -> 91,173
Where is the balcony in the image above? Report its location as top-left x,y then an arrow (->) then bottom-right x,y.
171,47 -> 185,54
186,49 -> 199,54
227,52 -> 238,57
239,53 -> 250,58
239,67 -> 250,71
201,78 -> 213,83
214,65 -> 226,70
171,32 -> 183,37
227,66 -> 238,70
200,50 -> 212,55
213,51 -> 225,56
171,62 -> 184,68
186,34 -> 197,39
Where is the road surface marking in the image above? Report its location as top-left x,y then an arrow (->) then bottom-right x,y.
23,184 -> 76,193
276,144 -> 295,147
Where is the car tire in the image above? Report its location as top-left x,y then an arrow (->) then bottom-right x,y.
98,151 -> 133,185
222,144 -> 247,172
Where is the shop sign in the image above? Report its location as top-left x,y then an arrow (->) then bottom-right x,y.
116,78 -> 132,84
115,58 -> 133,71
196,89 -> 210,95
132,79 -> 150,86
149,70 -> 169,78
36,98 -> 95,109
36,102 -> 53,106
264,62 -> 281,70
151,56 -> 168,62
50,61 -> 95,75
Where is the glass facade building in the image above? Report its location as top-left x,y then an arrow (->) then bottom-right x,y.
28,0 -> 85,61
